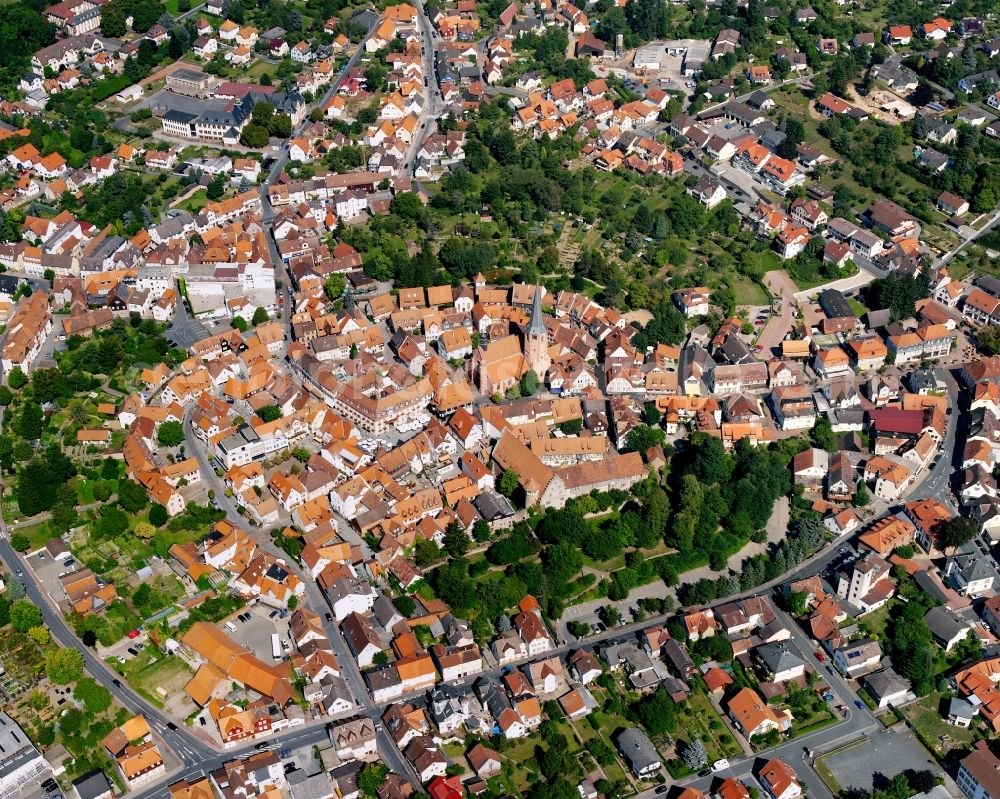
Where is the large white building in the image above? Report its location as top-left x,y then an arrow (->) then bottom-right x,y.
0,713 -> 50,796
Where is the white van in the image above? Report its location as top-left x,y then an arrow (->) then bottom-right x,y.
711,759 -> 730,773
224,621 -> 238,633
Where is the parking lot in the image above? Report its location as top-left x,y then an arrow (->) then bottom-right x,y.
222,602 -> 293,663
24,550 -> 75,611
165,301 -> 210,350
823,729 -> 934,793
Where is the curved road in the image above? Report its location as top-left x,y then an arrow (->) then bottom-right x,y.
0,532 -> 208,765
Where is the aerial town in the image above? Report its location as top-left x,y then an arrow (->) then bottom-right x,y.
7,0 -> 1000,797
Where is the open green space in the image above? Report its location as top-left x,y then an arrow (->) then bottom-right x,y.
901,692 -> 976,758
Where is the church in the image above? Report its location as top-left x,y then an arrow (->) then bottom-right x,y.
470,285 -> 551,396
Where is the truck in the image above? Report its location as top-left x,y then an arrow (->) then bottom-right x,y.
271,633 -> 281,660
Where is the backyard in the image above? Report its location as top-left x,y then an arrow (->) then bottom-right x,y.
901,692 -> 976,760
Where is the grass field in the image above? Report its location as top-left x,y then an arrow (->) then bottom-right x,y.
120,651 -> 193,707
10,521 -> 53,551
240,59 -> 275,83
175,188 -> 209,212
859,600 -> 896,638
901,692 -> 975,758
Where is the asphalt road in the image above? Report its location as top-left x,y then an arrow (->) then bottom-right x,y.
401,0 -> 446,178
0,533 -> 210,766
909,367 -> 960,511
258,24 -> 376,208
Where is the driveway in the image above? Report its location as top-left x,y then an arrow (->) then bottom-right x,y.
756,270 -> 796,356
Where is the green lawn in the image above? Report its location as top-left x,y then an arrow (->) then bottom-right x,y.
901,692 -> 975,758
849,297 -> 870,318
859,600 -> 897,638
683,692 -> 744,761
175,188 -> 209,212
239,59 -> 276,83
10,521 -> 54,552
117,650 -> 194,707
728,268 -> 770,306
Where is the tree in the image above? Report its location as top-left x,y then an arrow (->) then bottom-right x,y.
811,416 -> 836,452
6,367 -> 26,390
682,738 -> 708,770
231,316 -> 248,332
206,173 -> 226,200
16,402 -> 43,440
324,274 -> 346,301
93,505 -> 128,538
240,124 -> 269,148
73,677 -> 112,713
358,763 -> 389,798
520,370 -> 540,396
393,594 -> 416,618
787,590 -> 809,617
854,481 -> 870,508
149,503 -> 168,526
10,601 -> 42,632
622,424 -> 665,454
134,521 -> 156,540
45,647 -> 84,685
131,0 -> 164,32
118,479 -> 149,512
390,192 -> 422,219
9,534 -> 29,552
442,523 -> 469,559
634,685 -> 678,736
979,326 -> 1000,356
82,630 -> 98,647
499,469 -> 519,497
414,537 -> 443,568
258,405 -> 282,422
598,604 -> 621,626
6,576 -> 24,601
28,626 -> 50,646
472,519 -> 491,543
939,516 -> 977,553
101,0 -> 126,36
909,771 -> 941,794
157,420 -> 184,447
252,307 -> 269,325
50,492 -> 79,534
0,386 -> 11,407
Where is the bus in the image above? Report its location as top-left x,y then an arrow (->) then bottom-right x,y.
271,633 -> 281,660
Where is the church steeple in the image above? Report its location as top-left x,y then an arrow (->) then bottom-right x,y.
524,285 -> 550,378
527,285 -> 546,337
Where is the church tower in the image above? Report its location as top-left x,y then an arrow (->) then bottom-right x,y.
524,285 -> 550,378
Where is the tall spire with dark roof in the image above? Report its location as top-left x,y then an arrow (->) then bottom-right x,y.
527,285 -> 546,336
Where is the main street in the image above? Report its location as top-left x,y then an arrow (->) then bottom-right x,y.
401,0 -> 446,178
